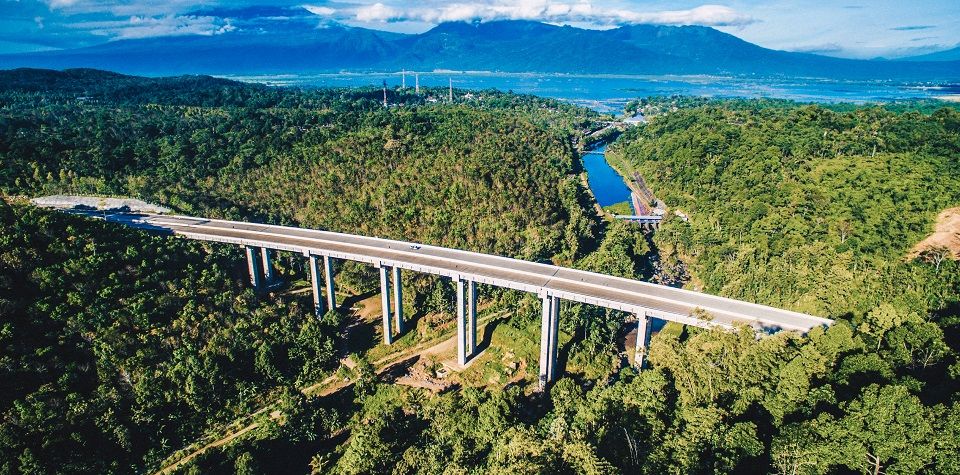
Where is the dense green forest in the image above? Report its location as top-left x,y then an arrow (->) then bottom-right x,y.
607,100 -> 960,473
612,100 -> 960,317
0,68 -> 596,261
0,203 -> 342,473
0,69 -> 608,474
1,70 -> 960,474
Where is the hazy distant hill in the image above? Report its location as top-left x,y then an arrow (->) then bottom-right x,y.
903,46 -> 960,62
0,23 -> 403,74
1,20 -> 958,80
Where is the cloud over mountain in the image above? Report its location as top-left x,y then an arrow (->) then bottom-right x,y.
303,2 -> 756,27
2,0 -> 958,58
70,15 -> 236,40
2,18 -> 958,82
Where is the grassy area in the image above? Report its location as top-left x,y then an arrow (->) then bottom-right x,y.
603,145 -> 637,178
658,321 -> 685,338
602,201 -> 633,215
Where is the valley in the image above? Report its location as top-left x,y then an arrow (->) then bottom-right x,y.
0,69 -> 959,474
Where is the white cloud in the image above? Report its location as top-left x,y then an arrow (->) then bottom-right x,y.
302,4 -> 335,16
606,5 -> 754,27
41,0 -> 215,16
305,1 -> 755,28
355,3 -> 401,22
70,15 -> 236,40
42,0 -> 82,8
790,42 -> 843,54
33,1 -> 757,43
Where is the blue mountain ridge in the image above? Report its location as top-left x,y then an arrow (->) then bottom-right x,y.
902,45 -> 960,62
1,20 -> 957,80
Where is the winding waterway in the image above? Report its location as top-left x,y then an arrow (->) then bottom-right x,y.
582,143 -> 634,211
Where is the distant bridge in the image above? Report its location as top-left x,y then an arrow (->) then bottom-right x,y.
68,211 -> 831,390
614,214 -> 663,229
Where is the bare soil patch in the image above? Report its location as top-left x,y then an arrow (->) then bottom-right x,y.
910,207 -> 960,260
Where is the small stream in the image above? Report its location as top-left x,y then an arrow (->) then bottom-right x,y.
582,142 -> 634,212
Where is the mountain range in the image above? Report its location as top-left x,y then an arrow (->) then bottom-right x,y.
1,20 -> 958,80
903,46 -> 960,62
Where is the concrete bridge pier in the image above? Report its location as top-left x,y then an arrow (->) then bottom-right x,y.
549,297 -> 560,381
308,254 -> 325,317
393,267 -> 404,334
467,280 -> 477,357
456,278 -> 467,366
634,312 -> 653,369
539,294 -> 560,391
323,255 -> 336,311
245,245 -> 262,289
379,265 -> 394,344
261,248 -> 275,285
456,277 -> 478,366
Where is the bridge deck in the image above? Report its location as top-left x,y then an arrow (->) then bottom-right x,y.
88,212 -> 831,333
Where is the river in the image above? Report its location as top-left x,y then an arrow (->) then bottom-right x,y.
582,142 -> 634,212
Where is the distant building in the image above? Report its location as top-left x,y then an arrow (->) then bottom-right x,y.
624,113 -> 647,125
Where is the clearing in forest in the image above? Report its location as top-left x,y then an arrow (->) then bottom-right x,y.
910,207 -> 960,260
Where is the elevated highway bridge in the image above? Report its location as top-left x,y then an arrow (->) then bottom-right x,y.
67,211 -> 832,389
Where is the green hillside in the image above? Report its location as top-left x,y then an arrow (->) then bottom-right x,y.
612,99 -> 960,318
1,72 -> 959,474
0,68 -> 597,261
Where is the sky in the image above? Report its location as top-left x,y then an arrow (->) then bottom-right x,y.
1,0 -> 958,59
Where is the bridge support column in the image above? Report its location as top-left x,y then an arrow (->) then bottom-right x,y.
309,255 -> 325,317
467,280 -> 477,357
392,267 -> 403,334
380,265 -> 393,345
245,246 -> 262,289
634,312 -> 653,369
539,294 -> 560,391
323,256 -> 336,311
549,297 -> 560,381
261,248 -> 275,286
456,278 -> 467,366
455,278 -> 477,367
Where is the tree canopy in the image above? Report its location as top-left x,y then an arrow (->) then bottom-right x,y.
1,71 -> 958,474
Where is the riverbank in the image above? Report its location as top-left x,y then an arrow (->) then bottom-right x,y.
602,147 -> 644,204
578,171 -> 608,219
